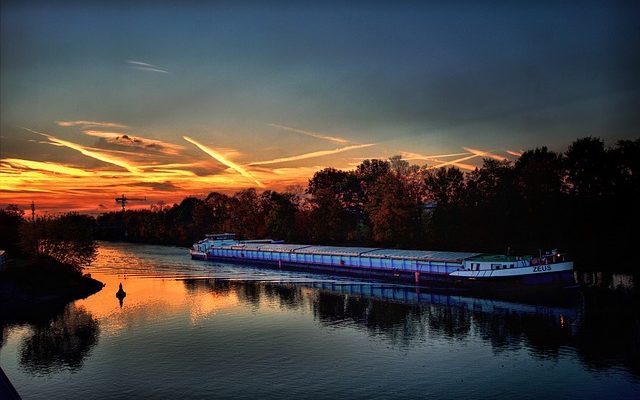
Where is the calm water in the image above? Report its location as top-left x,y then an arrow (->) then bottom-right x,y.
1,242 -> 639,399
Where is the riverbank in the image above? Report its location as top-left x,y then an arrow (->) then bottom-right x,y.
0,257 -> 103,320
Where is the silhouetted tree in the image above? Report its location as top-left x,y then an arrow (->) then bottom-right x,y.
261,191 -> 298,242
0,205 -> 26,255
565,137 -> 611,198
513,147 -> 567,249
19,213 -> 97,270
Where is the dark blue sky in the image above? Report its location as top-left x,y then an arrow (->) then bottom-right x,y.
3,2 -> 638,149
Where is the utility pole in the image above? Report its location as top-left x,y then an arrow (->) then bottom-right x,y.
31,201 -> 35,223
115,194 -> 147,212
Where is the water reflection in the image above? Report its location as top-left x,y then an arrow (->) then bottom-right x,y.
2,242 -> 639,400
572,292 -> 640,377
181,277 -> 640,378
18,304 -> 99,375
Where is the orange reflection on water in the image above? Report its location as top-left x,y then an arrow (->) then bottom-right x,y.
76,271 -> 240,336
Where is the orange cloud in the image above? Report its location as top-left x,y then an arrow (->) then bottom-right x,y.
506,149 -> 524,157
83,130 -> 185,155
3,158 -> 93,176
183,136 -> 264,187
463,147 -> 508,161
24,128 -> 143,174
427,154 -> 481,169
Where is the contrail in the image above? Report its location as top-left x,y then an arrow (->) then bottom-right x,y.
428,158 -> 477,171
23,128 -> 143,174
183,136 -> 264,187
268,123 -> 350,144
127,60 -> 170,74
400,151 -> 471,160
506,149 -> 523,157
3,158 -> 93,176
427,154 -> 481,169
463,147 -> 508,161
131,66 -> 171,74
249,143 -> 375,166
56,120 -> 128,129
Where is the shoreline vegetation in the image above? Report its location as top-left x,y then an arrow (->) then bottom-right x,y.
0,213 -> 103,318
0,257 -> 103,320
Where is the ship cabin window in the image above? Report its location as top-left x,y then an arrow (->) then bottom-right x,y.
510,264 -> 514,268
491,264 -> 502,270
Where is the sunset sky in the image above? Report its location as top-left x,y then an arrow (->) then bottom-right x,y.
1,1 -> 638,213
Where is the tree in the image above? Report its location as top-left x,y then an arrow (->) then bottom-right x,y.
261,191 -> 298,241
0,204 -> 25,255
565,137 -> 611,198
205,192 -> 233,233
307,168 -> 361,243
20,213 -> 97,270
365,174 -> 417,247
513,147 -> 567,249
228,189 -> 266,239
423,167 -> 465,206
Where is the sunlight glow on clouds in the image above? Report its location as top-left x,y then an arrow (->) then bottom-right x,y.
23,128 -> 144,174
183,136 -> 264,188
249,143 -> 376,166
1,121 -> 519,213
83,130 -> 185,155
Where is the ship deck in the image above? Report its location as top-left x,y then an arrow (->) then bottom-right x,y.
228,242 -> 481,263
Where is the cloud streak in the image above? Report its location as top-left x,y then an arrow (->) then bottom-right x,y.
400,151 -> 471,161
268,123 -> 350,144
183,136 -> 264,187
23,128 -> 143,174
250,143 -> 375,166
127,60 -> 170,74
463,147 -> 509,161
506,149 -> 523,157
83,130 -> 184,155
427,154 -> 481,170
56,120 -> 128,129
3,158 -> 93,176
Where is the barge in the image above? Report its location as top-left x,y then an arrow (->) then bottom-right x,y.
190,234 -> 575,289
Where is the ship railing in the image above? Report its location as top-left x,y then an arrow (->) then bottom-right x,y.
530,252 -> 565,266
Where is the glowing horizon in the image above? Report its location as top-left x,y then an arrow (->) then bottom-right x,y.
0,120 -> 525,214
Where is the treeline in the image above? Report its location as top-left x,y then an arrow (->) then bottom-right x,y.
93,137 -> 639,270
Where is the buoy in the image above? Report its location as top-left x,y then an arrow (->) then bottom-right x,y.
116,283 -> 126,298
116,283 -> 126,307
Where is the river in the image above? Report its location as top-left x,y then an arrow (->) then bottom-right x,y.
1,242 -> 639,399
